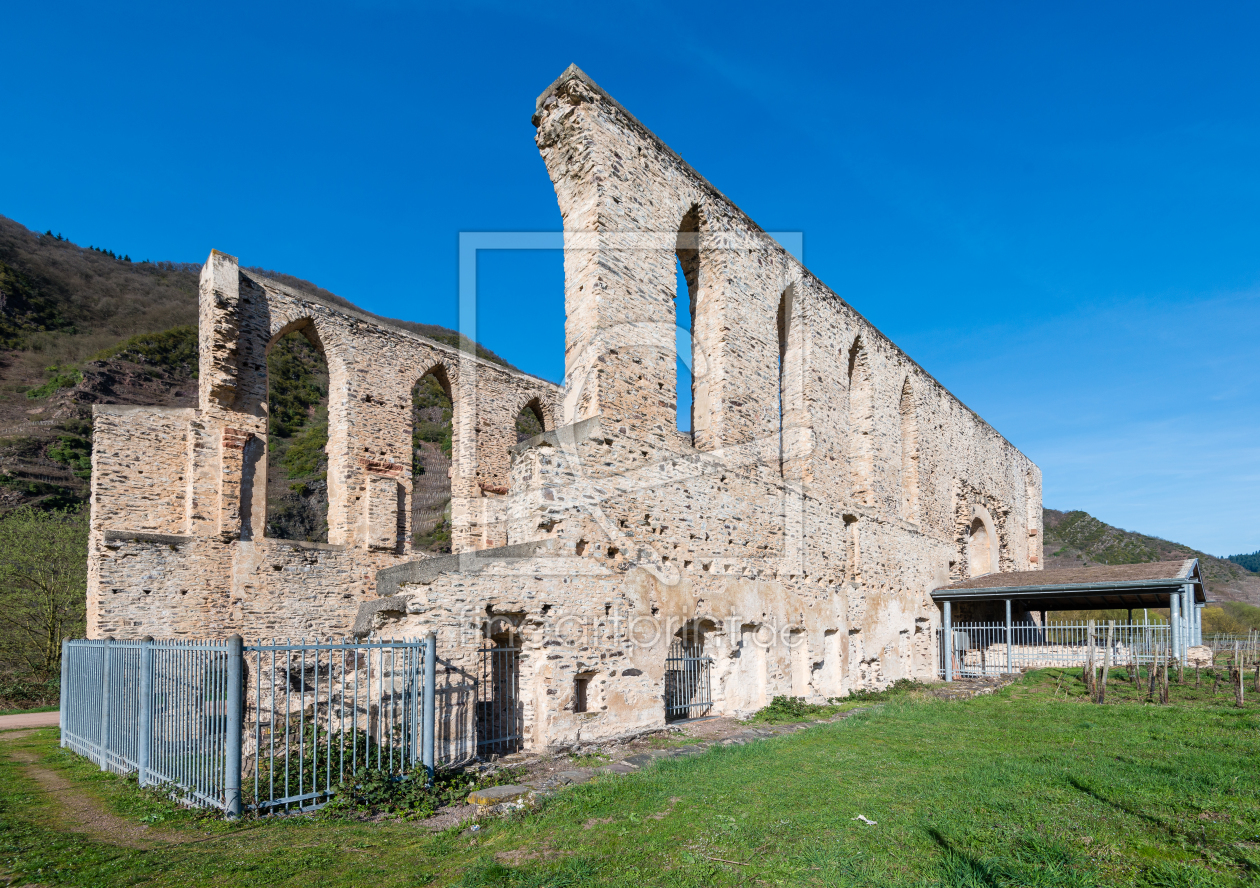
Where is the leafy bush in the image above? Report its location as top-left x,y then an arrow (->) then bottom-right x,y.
747,696 -> 837,723
25,365 -> 82,399
0,676 -> 59,710
747,679 -> 927,724
47,434 -> 91,479
324,765 -> 528,819
841,677 -> 926,703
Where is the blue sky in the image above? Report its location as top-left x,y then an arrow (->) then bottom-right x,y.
4,2 -> 1258,556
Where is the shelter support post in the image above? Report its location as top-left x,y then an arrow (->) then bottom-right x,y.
943,600 -> 953,683
1195,602 -> 1204,647
1183,586 -> 1190,659
1170,592 -> 1181,663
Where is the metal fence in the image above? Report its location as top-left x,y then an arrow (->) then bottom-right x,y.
664,640 -> 713,721
1205,632 -> 1260,656
937,621 -> 1180,678
61,635 -> 436,816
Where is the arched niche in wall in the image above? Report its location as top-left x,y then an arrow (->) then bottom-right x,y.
263,320 -> 330,543
967,504 -> 1000,578
411,364 -> 455,553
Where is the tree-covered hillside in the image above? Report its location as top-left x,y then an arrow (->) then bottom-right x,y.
0,213 -> 514,516
1043,508 -> 1260,606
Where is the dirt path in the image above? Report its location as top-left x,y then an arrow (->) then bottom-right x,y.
0,731 -> 191,849
0,711 -> 59,730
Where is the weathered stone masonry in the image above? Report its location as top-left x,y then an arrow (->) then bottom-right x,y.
88,260 -> 561,639
89,65 -> 1042,751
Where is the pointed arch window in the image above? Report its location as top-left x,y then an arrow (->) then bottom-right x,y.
674,206 -> 701,440
847,337 -> 874,506
899,377 -> 919,521
411,367 -> 454,553
776,284 -> 799,475
265,324 -> 329,543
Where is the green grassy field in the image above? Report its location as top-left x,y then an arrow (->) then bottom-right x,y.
2,669 -> 1258,887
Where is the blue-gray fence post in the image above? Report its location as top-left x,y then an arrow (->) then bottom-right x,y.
137,636 -> 153,788
59,640 -> 69,746
225,634 -> 243,819
98,637 -> 113,771
1005,599 -> 1012,675
943,601 -> 953,682
423,632 -> 436,780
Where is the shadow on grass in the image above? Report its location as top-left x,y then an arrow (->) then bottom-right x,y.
1066,776 -> 1176,836
928,827 -> 1101,888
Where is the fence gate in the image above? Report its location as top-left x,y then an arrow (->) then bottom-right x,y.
665,639 -> 712,721
477,636 -> 521,756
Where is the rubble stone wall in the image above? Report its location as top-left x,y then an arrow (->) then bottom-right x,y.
364,67 -> 1041,748
88,259 -> 562,637
87,65 -> 1041,752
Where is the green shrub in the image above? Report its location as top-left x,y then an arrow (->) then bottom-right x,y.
324,764 -> 528,819
46,435 -> 91,479
747,680 -> 928,724
0,676 -> 60,709
25,366 -> 81,399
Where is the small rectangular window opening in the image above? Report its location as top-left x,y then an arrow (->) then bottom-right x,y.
574,673 -> 592,713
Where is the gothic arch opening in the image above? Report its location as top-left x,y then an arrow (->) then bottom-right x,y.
899,377 -> 920,521
776,284 -> 799,475
265,323 -> 330,543
515,397 -> 546,442
674,205 -> 701,440
847,336 -> 874,506
969,516 -> 993,577
412,366 -> 454,553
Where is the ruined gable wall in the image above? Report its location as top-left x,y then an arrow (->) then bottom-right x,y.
532,68 -> 1041,581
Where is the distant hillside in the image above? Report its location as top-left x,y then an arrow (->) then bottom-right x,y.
0,214 -> 511,514
1043,508 -> 1260,606
1227,550 -> 1260,573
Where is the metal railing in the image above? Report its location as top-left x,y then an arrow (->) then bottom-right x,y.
1204,632 -> 1260,655
665,640 -> 713,721
61,635 -> 436,816
936,621 -> 1178,678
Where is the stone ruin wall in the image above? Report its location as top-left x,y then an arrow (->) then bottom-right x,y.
359,67 -> 1042,748
87,65 -> 1042,749
87,258 -> 561,639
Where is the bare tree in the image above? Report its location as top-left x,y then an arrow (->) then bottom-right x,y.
0,506 -> 87,680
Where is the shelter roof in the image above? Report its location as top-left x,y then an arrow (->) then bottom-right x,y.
931,559 -> 1205,609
